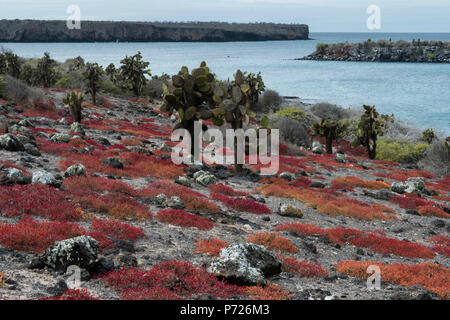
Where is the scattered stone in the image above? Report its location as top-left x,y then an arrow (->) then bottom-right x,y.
97,137 -> 111,146
91,258 -> 115,275
335,152 -> 347,163
0,134 -> 25,151
18,119 -> 33,127
32,170 -> 59,187
193,170 -> 218,186
70,122 -> 85,136
309,182 -> 326,189
113,254 -> 138,268
391,177 -> 429,195
64,163 -> 87,177
312,141 -> 324,154
50,133 -> 72,143
58,118 -> 68,125
175,176 -> 191,187
128,146 -> 153,155
431,220 -> 445,228
40,236 -> 99,270
154,194 -> 168,206
405,209 -> 420,216
364,189 -> 395,201
207,243 -> 282,286
24,143 -> 41,156
0,168 -> 24,185
279,172 -> 295,181
278,203 -> 303,218
166,196 -> 185,209
101,157 -> 124,169
47,280 -> 69,296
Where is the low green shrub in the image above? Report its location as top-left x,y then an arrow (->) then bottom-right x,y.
275,106 -> 309,121
376,138 -> 428,163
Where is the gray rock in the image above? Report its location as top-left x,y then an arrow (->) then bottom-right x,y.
58,118 -> 69,125
70,122 -> 85,136
278,203 -> 303,218
175,176 -> 191,187
279,172 -> 295,181
335,153 -> 347,163
50,133 -> 72,143
0,168 -> 24,185
101,157 -> 123,169
207,243 -> 282,286
40,236 -> 99,270
0,134 -> 25,151
18,119 -> 34,127
312,141 -> 324,154
193,170 -> 218,186
166,196 -> 185,209
32,170 -> 58,186
392,177 -> 428,195
154,194 -> 168,206
24,143 -> 41,157
64,163 -> 87,177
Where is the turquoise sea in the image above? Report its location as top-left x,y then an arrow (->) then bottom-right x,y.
1,32 -> 450,134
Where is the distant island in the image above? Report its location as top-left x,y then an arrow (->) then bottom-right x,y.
300,39 -> 450,63
0,20 -> 309,42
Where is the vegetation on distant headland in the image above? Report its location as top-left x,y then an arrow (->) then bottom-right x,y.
301,39 -> 450,63
0,47 -> 448,175
0,20 -> 309,42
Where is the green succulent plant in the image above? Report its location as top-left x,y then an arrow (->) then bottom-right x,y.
119,51 -> 151,96
422,128 -> 436,144
83,62 -> 103,105
312,119 -> 347,154
0,76 -> 5,99
36,52 -> 59,88
63,91 -> 84,123
0,52 -> 22,78
352,105 -> 391,160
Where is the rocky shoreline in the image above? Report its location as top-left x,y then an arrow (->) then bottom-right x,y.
0,20 -> 309,42
299,40 -> 450,63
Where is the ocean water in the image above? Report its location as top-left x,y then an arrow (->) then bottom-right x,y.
1,32 -> 450,134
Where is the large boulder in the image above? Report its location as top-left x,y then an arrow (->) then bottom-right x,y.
101,157 -> 124,169
392,177 -> 427,195
0,134 -> 25,151
32,170 -> 58,186
193,170 -> 218,187
0,168 -> 26,185
50,133 -> 72,143
70,122 -> 85,137
64,163 -> 87,177
278,203 -> 303,218
207,243 -> 282,286
40,236 -> 99,270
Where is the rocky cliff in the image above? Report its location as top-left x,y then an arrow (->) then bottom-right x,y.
300,40 -> 450,63
0,20 -> 309,42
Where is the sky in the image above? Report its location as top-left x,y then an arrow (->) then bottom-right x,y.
0,0 -> 449,32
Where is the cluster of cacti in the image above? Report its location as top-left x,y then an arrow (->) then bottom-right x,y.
352,105 -> 390,160
0,76 -> 5,98
36,52 -> 59,88
82,63 -> 103,105
312,119 -> 347,154
63,91 -> 84,123
119,51 -> 151,96
445,137 -> 450,160
69,56 -> 85,72
242,71 -> 265,107
0,51 -> 21,78
422,128 -> 436,144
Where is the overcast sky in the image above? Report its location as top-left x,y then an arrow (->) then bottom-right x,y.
0,0 -> 449,32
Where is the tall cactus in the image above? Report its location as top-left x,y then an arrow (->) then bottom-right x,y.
37,52 -> 59,88
312,119 -> 347,154
63,91 -> 84,123
83,63 -> 103,105
161,61 -> 217,156
445,137 -> 450,161
119,51 -> 151,96
352,105 -> 390,160
0,52 -> 21,78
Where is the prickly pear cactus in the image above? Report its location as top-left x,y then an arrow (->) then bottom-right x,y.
352,105 -> 390,160
83,62 -> 103,105
63,91 -> 84,123
312,119 -> 347,154
422,128 -> 436,144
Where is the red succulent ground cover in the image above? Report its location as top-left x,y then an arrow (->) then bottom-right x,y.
277,255 -> 328,278
331,176 -> 391,190
276,223 -> 435,259
373,169 -> 435,182
211,193 -> 271,215
334,261 -> 450,299
390,194 -> 448,218
208,184 -> 249,197
259,182 -> 396,221
428,235 -> 450,257
102,260 -> 243,300
62,175 -> 137,196
0,184 -> 82,222
246,283 -> 292,300
90,218 -> 146,242
194,238 -> 229,257
138,180 -> 219,211
157,209 -> 214,230
247,232 -> 298,253
0,218 -> 85,254
40,289 -> 99,300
